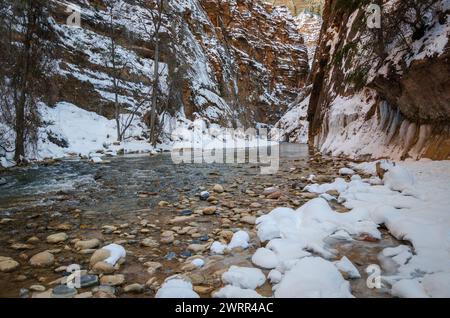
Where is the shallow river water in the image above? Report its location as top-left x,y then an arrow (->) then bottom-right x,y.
0,144 -> 399,298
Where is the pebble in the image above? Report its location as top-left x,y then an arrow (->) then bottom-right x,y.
102,225 -> 117,234
141,238 -> 159,248
202,206 -> 217,215
179,210 -> 193,216
213,184 -> 224,193
51,285 -> 78,298
165,252 -> 177,260
29,285 -> 46,292
100,274 -> 125,286
89,249 -> 110,266
10,243 -> 34,250
29,251 -> 54,267
160,231 -> 175,244
0,257 -> 20,272
145,262 -> 162,275
240,216 -> 257,225
123,283 -> 144,294
199,191 -> 210,201
158,201 -> 169,207
169,215 -> 196,224
75,239 -> 101,250
92,261 -> 115,274
188,244 -> 208,253
46,233 -> 68,244
80,275 -> 99,288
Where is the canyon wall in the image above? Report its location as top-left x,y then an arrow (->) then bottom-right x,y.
48,0 -> 309,127
308,0 -> 450,160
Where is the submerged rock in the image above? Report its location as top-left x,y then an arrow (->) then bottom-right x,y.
29,251 -> 54,267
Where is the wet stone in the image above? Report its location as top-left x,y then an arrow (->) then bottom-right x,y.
179,210 -> 193,216
51,285 -> 78,298
165,252 -> 177,261
80,275 -> 99,288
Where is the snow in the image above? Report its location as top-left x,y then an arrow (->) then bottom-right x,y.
102,244 -> 126,266
36,102 -> 153,161
222,266 -> 266,290
210,241 -> 227,255
227,231 -> 250,250
155,277 -> 200,299
334,256 -> 361,279
251,248 -> 278,269
211,230 -> 250,255
250,159 -> 450,298
268,270 -> 283,284
191,258 -> 205,268
339,168 -> 355,176
273,257 -> 354,298
213,285 -> 264,298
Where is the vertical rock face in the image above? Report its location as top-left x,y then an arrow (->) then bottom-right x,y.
200,0 -> 309,124
308,0 -> 450,160
47,0 -> 309,127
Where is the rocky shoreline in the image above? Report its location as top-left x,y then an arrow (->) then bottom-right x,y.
0,149 -> 397,298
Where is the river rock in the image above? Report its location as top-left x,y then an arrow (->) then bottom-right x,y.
202,206 -> 217,215
46,233 -> 68,244
250,202 -> 262,208
75,239 -> 101,250
0,257 -> 20,272
169,215 -> 196,224
29,285 -> 46,292
0,177 -> 7,186
219,230 -> 234,242
200,191 -> 210,201
102,225 -> 117,234
100,274 -> 125,286
80,275 -> 99,288
123,283 -> 144,294
263,187 -> 279,196
145,261 -> 162,275
188,244 -> 208,253
29,251 -> 54,267
160,231 -> 175,244
141,238 -> 159,248
51,285 -> 77,298
240,216 -> 257,225
89,249 -> 110,266
213,184 -> 224,193
92,261 -> 115,274
158,201 -> 169,207
267,191 -> 282,199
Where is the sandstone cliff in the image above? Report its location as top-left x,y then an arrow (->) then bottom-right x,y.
308,0 -> 450,160
49,0 -> 309,127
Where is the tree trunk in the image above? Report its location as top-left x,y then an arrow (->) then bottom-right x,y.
150,34 -> 160,146
14,92 -> 25,162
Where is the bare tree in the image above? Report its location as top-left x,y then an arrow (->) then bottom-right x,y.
0,0 -> 53,163
137,0 -> 166,146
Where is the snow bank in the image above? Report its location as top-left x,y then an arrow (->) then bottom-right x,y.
273,257 -> 353,298
250,159 -> 450,298
155,277 -> 200,298
222,266 -> 266,290
210,230 -> 250,254
103,244 -> 126,266
213,285 -> 264,298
